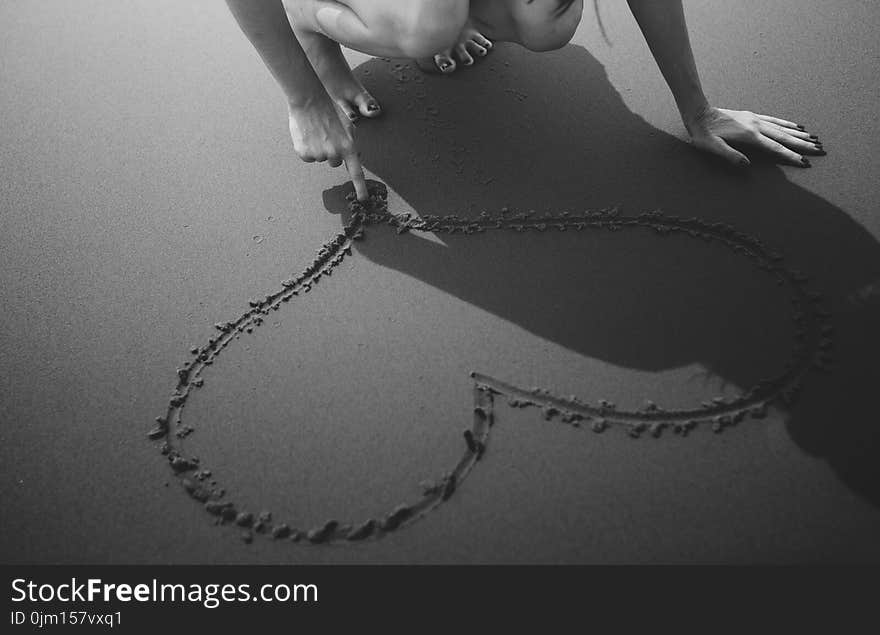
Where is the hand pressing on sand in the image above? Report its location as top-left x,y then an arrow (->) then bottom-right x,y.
685,106 -> 825,168
287,95 -> 368,201
627,1 -> 826,171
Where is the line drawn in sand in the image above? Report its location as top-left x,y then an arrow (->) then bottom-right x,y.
150,181 -> 833,545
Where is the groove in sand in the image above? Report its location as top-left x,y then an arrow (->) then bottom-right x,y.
151,181 -> 833,545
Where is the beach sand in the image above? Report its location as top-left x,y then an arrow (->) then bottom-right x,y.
2,0 -> 879,563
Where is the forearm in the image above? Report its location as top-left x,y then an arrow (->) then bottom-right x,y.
627,0 -> 709,129
225,0 -> 325,106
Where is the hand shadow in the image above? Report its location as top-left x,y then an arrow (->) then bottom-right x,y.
324,44 -> 880,510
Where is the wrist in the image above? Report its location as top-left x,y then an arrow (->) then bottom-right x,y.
286,84 -> 329,112
679,99 -> 712,133
287,95 -> 316,112
279,67 -> 329,110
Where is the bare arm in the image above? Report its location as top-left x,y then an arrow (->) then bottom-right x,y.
626,0 -> 708,129
225,0 -> 368,199
627,0 -> 824,168
225,0 -> 324,105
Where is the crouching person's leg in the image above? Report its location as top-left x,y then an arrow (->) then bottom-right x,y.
285,0 -> 467,117
288,0 -> 467,58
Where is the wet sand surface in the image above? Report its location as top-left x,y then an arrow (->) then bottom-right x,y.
2,0 -> 879,563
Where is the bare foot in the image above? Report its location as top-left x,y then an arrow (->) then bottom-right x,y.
416,21 -> 493,75
293,27 -> 381,121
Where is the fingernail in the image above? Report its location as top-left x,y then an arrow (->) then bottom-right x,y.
367,103 -> 380,112
797,124 -> 806,131
801,157 -> 812,167
739,158 -> 750,167
809,134 -> 818,140
815,149 -> 827,156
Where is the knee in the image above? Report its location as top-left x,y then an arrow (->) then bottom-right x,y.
393,0 -> 468,58
513,0 -> 583,52
519,26 -> 577,52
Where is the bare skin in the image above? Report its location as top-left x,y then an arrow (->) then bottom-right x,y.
291,20 -> 382,123
417,19 -> 495,74
225,0 -> 825,200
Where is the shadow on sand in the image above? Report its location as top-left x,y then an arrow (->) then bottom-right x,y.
323,44 -> 880,510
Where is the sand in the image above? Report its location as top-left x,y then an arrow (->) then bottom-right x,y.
2,0 -> 880,564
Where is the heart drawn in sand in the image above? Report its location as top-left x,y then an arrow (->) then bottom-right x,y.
149,181 -> 833,545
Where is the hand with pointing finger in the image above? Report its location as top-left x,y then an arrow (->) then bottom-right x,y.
287,92 -> 369,201
685,106 -> 826,169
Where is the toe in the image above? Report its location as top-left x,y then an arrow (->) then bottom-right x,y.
455,44 -> 474,66
468,30 -> 493,50
335,100 -> 359,123
466,39 -> 488,58
353,91 -> 381,118
434,53 -> 456,74
415,57 -> 443,74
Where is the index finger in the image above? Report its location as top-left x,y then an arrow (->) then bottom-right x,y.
344,153 -> 368,202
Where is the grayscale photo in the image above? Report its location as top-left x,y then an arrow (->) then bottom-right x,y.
2,0 -> 878,593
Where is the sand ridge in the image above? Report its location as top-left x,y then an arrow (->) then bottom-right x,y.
149,180 -> 833,546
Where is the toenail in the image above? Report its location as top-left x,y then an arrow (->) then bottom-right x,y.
367,103 -> 379,112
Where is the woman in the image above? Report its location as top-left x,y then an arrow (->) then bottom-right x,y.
225,0 -> 824,201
